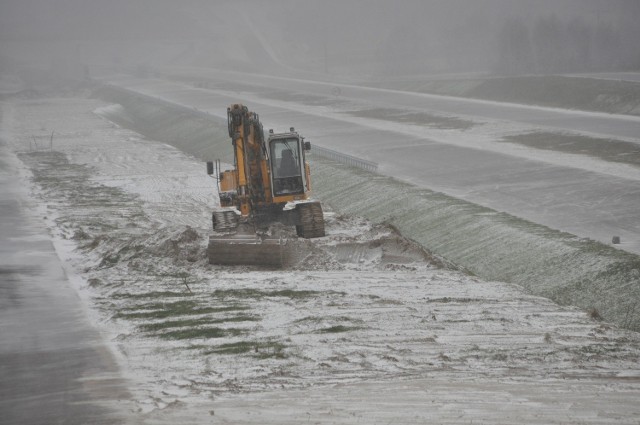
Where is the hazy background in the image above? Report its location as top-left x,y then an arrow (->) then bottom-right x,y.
1,0 -> 640,80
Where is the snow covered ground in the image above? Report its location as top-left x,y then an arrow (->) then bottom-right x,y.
93,77 -> 640,331
101,72 -> 640,256
0,126 -> 131,424
3,91 -> 640,423
570,72 -> 640,83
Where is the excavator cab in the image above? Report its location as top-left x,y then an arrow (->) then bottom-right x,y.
269,134 -> 307,197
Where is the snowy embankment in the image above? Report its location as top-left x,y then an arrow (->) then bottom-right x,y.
96,84 -> 640,332
4,88 -> 640,423
363,75 -> 640,117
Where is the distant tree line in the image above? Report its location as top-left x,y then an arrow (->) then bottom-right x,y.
495,14 -> 639,75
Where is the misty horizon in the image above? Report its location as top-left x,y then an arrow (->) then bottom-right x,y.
1,0 -> 640,79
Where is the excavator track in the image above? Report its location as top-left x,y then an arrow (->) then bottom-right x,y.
296,202 -> 325,239
212,209 -> 239,232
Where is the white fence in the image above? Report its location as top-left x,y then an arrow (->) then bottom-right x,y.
311,145 -> 378,173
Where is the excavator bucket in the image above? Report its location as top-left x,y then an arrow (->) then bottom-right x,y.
207,233 -> 286,267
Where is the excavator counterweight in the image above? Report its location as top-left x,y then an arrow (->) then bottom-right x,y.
206,104 -> 325,267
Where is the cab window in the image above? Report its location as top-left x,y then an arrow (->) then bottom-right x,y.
270,138 -> 304,196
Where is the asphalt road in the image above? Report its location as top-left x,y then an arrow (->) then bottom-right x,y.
0,140 -> 131,425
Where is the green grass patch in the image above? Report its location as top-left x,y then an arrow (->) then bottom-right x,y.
263,90 -> 340,107
112,291 -> 192,300
344,107 -> 476,130
138,314 -> 260,332
204,341 -> 288,358
425,297 -> 485,304
466,76 -> 640,115
211,288 -> 345,300
295,316 -> 364,324
362,75 -> 640,116
316,325 -> 362,334
158,327 -> 245,340
575,344 -> 625,356
501,132 -> 640,167
115,300 -> 250,320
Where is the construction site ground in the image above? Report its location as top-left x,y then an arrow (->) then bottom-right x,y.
2,91 -> 640,424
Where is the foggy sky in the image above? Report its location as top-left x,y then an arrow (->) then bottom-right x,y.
1,0 -> 639,77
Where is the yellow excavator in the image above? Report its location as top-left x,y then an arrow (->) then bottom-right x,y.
206,104 -> 325,267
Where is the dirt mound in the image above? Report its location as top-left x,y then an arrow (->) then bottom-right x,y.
74,225 -> 207,273
155,226 -> 203,262
285,213 -> 446,271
